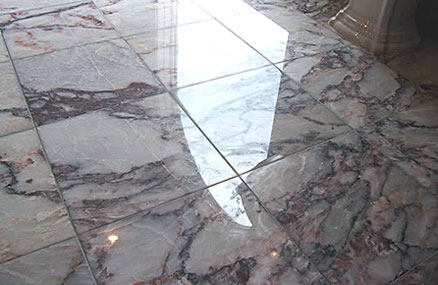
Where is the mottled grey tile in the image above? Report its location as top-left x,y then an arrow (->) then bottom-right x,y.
0,61 -> 33,136
278,46 -> 423,129
221,8 -> 349,63
98,0 -> 211,36
0,0 -> 87,14
359,98 -> 438,190
0,129 -> 75,263
0,238 -> 94,285
176,66 -> 350,173
127,20 -> 270,89
14,39 -> 164,126
243,131 -> 438,284
80,178 -> 328,284
38,93 -> 235,232
1,2 -> 119,59
392,252 -> 438,285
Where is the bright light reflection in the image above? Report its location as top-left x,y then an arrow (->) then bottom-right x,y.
108,234 -> 119,245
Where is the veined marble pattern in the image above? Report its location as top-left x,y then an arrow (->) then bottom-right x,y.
127,20 -> 270,89
221,10 -> 349,64
176,66 -> 350,173
1,2 -> 119,59
392,253 -> 438,285
278,46 -> 422,129
0,129 -> 75,263
80,178 -> 328,284
38,93 -> 235,232
0,0 -> 87,14
98,0 -> 212,36
360,98 -> 438,190
0,61 -> 33,136
0,238 -> 95,285
243,132 -> 438,284
14,39 -> 164,126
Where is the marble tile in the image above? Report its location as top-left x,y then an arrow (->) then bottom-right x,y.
278,46 -> 422,129
0,0 -> 87,14
243,132 -> 438,284
176,66 -> 350,173
80,178 -> 328,284
0,31 -> 9,62
0,61 -> 33,136
191,0 -> 257,19
98,0 -> 211,36
380,40 -> 438,91
0,129 -> 75,263
127,20 -> 270,89
0,238 -> 95,285
38,93 -> 235,232
14,39 -> 164,126
392,253 -> 438,285
244,0 -> 348,23
359,98 -> 438,190
221,10 -> 349,64
1,2 -> 119,59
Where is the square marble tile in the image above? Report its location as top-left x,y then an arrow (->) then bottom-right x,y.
79,178 -> 328,284
0,129 -> 75,263
221,9 -> 348,63
0,61 -> 33,136
14,39 -> 165,126
0,0 -> 87,14
1,2 -> 119,59
0,238 -> 95,285
0,31 -> 9,62
392,253 -> 438,285
243,131 -> 438,284
98,0 -> 211,36
278,46 -> 421,129
37,93 -> 236,232
176,66 -> 350,173
127,20 -> 270,89
359,98 -> 438,190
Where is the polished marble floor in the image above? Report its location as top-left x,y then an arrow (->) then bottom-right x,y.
0,0 -> 437,284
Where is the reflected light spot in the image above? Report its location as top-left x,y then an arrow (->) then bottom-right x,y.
108,234 -> 119,245
271,250 -> 279,258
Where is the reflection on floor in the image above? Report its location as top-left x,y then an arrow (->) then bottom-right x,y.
0,0 -> 437,284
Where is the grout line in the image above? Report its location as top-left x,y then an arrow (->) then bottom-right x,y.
1,31 -> 99,285
0,126 -> 35,139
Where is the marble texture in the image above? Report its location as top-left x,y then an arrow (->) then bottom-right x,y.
278,46 -> 422,129
98,0 -> 211,36
360,98 -> 438,190
0,31 -> 9,62
1,2 -> 119,59
0,61 -> 33,136
243,132 -> 438,284
80,178 -> 328,284
176,66 -> 350,173
14,39 -> 164,126
221,8 -> 349,63
392,253 -> 438,285
191,0 -> 257,19
127,20 -> 270,89
0,0 -> 87,14
38,93 -> 235,232
0,238 -> 95,285
0,129 -> 75,263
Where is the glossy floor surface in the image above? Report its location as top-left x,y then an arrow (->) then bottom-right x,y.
0,0 -> 437,284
